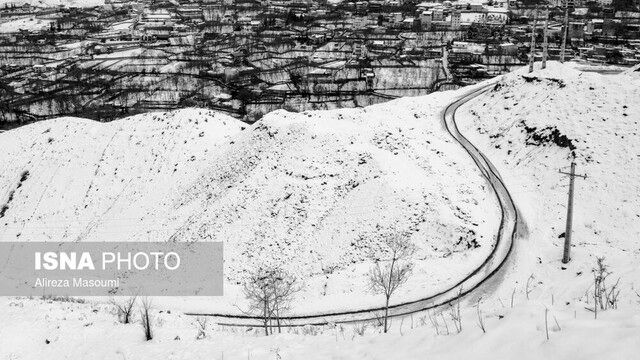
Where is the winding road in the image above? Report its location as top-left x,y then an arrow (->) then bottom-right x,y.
188,83 -> 518,327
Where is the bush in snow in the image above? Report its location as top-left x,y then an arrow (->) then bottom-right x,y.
300,325 -> 319,336
591,257 -> 621,319
139,297 -> 153,341
194,317 -> 208,340
352,322 -> 367,338
111,295 -> 137,324
448,288 -> 463,334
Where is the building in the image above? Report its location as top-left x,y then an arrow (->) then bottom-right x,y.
451,10 -> 461,29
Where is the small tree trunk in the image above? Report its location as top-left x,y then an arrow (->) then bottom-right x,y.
594,278 -> 598,320
276,307 -> 282,334
384,257 -> 397,334
384,296 -> 390,333
263,301 -> 269,336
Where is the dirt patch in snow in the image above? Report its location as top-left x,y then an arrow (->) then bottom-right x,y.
519,120 -> 576,151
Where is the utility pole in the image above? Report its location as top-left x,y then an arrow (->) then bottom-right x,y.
528,7 -> 538,73
560,0 -> 569,63
542,6 -> 549,69
559,161 -> 587,264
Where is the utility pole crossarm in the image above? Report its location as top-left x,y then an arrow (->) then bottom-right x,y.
559,170 -> 587,179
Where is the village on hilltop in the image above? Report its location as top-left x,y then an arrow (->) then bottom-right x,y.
0,0 -> 638,124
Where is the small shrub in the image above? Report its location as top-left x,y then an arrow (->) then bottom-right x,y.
139,297 -> 153,341
111,296 -> 137,324
195,317 -> 208,340
592,257 -> 621,319
41,295 -> 85,303
352,323 -> 367,338
300,325 -> 319,336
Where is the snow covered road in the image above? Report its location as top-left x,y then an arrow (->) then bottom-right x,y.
190,83 -> 519,327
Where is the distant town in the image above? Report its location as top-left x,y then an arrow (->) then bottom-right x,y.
0,0 -> 638,125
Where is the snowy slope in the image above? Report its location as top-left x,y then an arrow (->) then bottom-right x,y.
0,109 -> 244,244
0,98 -> 500,314
456,62 -> 640,307
171,100 -> 501,313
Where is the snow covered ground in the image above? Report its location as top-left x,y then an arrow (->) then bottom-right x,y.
0,288 -> 638,359
1,62 -> 639,359
0,17 -> 53,33
456,62 -> 640,305
0,97 -> 500,314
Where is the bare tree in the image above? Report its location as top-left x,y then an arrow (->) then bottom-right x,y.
243,266 -> 300,335
139,297 -> 153,341
270,268 -> 299,334
368,232 -> 416,333
243,268 -> 273,336
427,310 -> 441,335
110,295 -> 137,324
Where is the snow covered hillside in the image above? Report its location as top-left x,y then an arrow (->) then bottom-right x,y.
0,109 -> 244,244
457,62 -> 640,305
0,98 -> 500,313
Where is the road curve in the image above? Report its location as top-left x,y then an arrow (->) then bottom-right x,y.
188,83 -> 518,327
